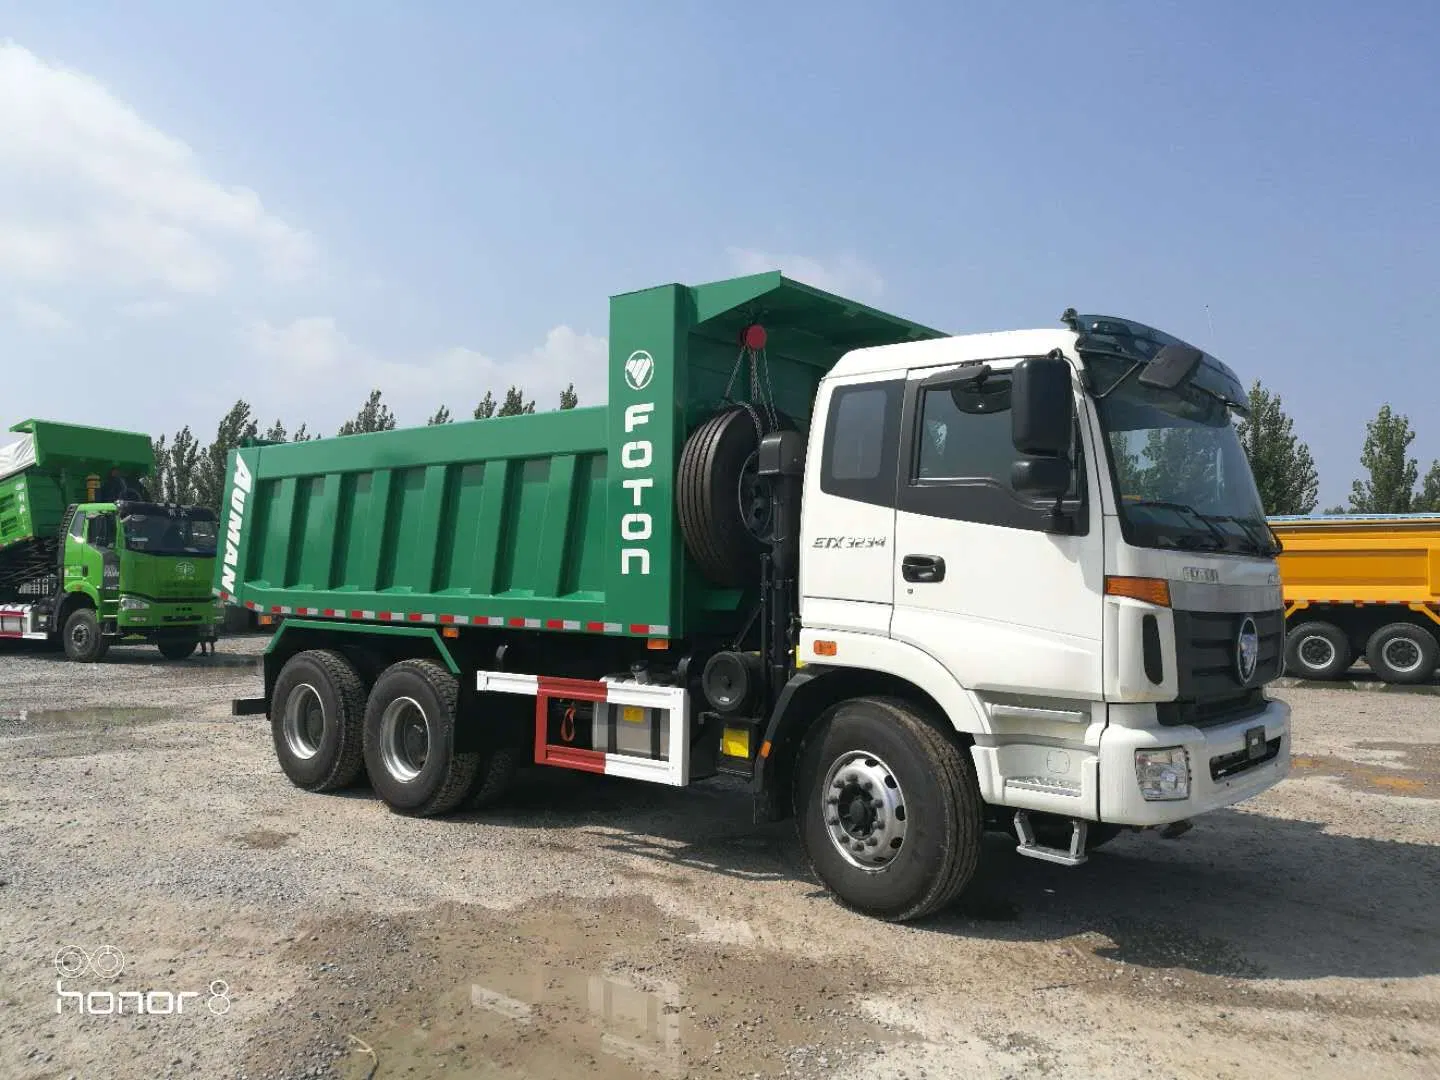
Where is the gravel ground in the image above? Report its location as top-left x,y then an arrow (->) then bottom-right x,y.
1,634 -> 1438,1079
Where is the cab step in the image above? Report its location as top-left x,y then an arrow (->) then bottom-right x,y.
1012,810 -> 1089,867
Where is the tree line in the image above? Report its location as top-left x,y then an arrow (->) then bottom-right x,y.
145,372 -> 1437,520
1238,382 -> 1440,515
149,382 -> 578,510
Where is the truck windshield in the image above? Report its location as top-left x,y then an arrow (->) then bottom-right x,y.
1085,353 -> 1276,556
121,513 -> 219,556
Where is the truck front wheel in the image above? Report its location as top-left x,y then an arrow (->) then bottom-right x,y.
157,637 -> 198,661
363,660 -> 480,817
271,650 -> 367,791
62,608 -> 108,663
793,696 -> 982,922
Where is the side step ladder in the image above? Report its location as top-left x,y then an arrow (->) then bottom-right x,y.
1013,810 -> 1089,867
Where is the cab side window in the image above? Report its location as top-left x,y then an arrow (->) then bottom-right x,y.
900,368 -> 1087,533
87,514 -> 116,549
819,379 -> 904,507
68,511 -> 88,541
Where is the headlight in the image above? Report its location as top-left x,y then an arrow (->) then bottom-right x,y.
119,597 -> 150,611
1135,747 -> 1190,801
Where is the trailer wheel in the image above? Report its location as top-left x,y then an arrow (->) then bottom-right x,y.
1283,621 -> 1351,680
271,649 -> 368,791
1365,622 -> 1439,685
792,696 -> 981,922
363,660 -> 480,817
62,608 -> 108,663
677,405 -> 786,587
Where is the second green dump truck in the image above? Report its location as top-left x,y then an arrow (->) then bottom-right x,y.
0,419 -> 222,661
225,272 -> 1292,922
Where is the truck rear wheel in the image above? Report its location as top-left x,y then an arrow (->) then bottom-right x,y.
677,405 -> 784,587
271,650 -> 368,791
466,746 -> 519,809
1365,622 -> 1438,684
62,608 -> 108,663
1284,621 -> 1351,680
793,696 -> 982,922
363,660 -> 480,817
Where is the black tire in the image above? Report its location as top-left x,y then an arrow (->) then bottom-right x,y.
792,696 -> 982,922
62,607 -> 108,663
1284,621 -> 1351,680
363,659 -> 480,817
466,746 -> 520,809
1365,622 -> 1439,685
270,649 -> 368,792
677,405 -> 784,587
157,637 -> 198,661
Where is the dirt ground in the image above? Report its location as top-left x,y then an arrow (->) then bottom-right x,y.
1,634 -> 1437,1080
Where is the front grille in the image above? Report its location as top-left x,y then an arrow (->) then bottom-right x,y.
1156,689 -> 1268,729
1172,608 -> 1284,700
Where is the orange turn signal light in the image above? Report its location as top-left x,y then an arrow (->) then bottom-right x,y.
813,640 -> 838,657
1105,576 -> 1171,607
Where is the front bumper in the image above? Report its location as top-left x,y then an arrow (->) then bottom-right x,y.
1098,697 -> 1291,826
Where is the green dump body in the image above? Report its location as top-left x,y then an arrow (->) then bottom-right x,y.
217,273 -> 944,637
0,419 -> 154,555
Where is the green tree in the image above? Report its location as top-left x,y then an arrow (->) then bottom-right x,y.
195,401 -> 259,512
559,383 -> 579,410
1416,460 -> 1440,513
150,434 -> 169,503
427,405 -> 453,425
263,419 -> 287,442
165,425 -> 203,505
1348,404 -> 1418,513
1234,381 -> 1319,515
338,390 -> 397,436
291,423 -> 313,442
473,391 -> 496,420
497,386 -> 535,417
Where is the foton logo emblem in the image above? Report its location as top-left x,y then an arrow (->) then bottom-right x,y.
624,350 -> 655,391
219,455 -> 253,593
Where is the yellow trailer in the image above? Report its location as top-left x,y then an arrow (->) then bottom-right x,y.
1268,513 -> 1440,683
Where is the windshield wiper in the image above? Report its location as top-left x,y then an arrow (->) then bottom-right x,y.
1127,499 -> 1231,551
1208,514 -> 1282,557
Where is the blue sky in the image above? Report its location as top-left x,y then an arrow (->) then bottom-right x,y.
0,1 -> 1436,506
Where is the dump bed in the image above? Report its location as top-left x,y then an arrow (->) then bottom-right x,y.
216,272 -> 944,638
1269,514 -> 1440,606
0,419 -> 154,553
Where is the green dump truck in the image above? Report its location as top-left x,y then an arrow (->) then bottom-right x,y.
0,419 -> 223,661
225,272 -> 1291,922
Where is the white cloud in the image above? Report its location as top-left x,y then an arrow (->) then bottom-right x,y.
10,295 -> 72,332
116,298 -> 176,320
726,247 -> 886,299
244,317 -> 609,429
0,41 -> 315,297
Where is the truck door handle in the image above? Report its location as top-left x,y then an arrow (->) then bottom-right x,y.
902,554 -> 946,584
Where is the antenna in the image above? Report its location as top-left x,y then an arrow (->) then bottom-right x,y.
1204,304 -> 1215,340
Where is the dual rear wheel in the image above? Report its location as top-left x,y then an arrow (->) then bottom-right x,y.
1285,619 -> 1438,684
270,650 -> 516,814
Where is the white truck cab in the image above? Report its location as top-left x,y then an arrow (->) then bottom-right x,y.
793,312 -> 1290,866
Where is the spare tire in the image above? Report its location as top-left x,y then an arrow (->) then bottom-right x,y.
677,405 -> 785,587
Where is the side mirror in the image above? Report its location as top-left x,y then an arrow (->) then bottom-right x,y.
1011,355 -> 1073,456
1011,457 -> 1071,499
1139,343 -> 1202,390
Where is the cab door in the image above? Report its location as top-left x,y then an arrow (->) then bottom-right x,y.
80,511 -> 120,601
889,359 -> 1105,701
62,510 -> 89,593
